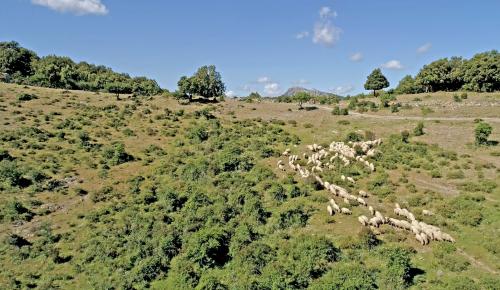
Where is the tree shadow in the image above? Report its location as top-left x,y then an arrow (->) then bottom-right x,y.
189,97 -> 219,104
409,267 -> 426,284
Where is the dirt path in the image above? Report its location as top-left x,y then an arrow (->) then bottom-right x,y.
457,248 -> 499,274
316,105 -> 500,123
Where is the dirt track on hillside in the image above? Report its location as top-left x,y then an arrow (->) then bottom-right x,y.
316,105 -> 500,123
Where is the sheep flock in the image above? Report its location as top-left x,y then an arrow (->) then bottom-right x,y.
277,138 -> 455,246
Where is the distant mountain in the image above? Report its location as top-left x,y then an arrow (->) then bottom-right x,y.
281,87 -> 338,97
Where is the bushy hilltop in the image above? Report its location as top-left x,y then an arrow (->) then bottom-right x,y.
0,41 -> 162,96
395,50 -> 500,94
0,83 -> 498,289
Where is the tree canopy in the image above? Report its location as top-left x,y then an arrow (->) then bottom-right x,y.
398,50 -> 499,93
364,68 -> 389,96
0,41 -> 162,96
177,65 -> 226,101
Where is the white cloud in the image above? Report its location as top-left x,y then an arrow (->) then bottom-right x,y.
225,90 -> 235,97
313,7 -> 341,47
350,52 -> 364,62
32,0 -> 108,15
257,76 -> 271,83
319,6 -> 337,19
264,83 -> 281,96
295,31 -> 310,39
381,60 -> 404,70
313,21 -> 341,46
417,42 -> 432,54
331,85 -> 354,95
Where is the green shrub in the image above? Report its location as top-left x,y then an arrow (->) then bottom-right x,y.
413,122 -> 424,136
446,170 -> 465,179
16,93 -> 38,101
475,122 -> 492,145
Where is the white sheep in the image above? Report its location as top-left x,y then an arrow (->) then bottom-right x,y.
356,197 -> 367,206
341,208 -> 352,215
422,209 -> 432,216
358,215 -> 369,226
368,206 -> 375,216
347,177 -> 355,183
359,190 -> 369,198
327,205 -> 334,216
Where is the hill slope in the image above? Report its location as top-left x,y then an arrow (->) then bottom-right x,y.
0,83 -> 499,289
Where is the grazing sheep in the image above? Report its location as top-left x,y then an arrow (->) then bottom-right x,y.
341,175 -> 346,181
441,233 -> 455,243
341,208 -> 352,215
415,233 -> 425,245
368,206 -> 375,216
358,215 -> 369,226
278,164 -> 285,171
420,232 -> 429,245
347,177 -> 355,183
329,199 -> 337,207
356,197 -> 367,206
395,203 -> 401,209
282,148 -> 291,156
359,190 -> 369,198
422,209 -> 432,216
343,198 -> 350,205
327,205 -> 334,216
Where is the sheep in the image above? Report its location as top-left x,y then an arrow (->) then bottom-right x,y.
314,175 -> 324,186
347,177 -> 355,183
282,148 -> 291,156
327,205 -> 334,216
420,232 -> 429,245
415,233 -> 425,245
395,203 -> 401,209
359,190 -> 369,198
332,204 -> 341,213
375,211 -> 385,222
341,175 -> 346,181
369,216 -> 383,227
278,164 -> 285,171
358,215 -> 369,226
329,199 -> 337,208
341,208 -> 352,215
422,209 -> 433,216
368,206 -> 375,216
343,198 -> 350,205
441,233 -> 455,243
356,197 -> 367,206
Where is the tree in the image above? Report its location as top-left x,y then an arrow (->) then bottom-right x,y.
415,57 -> 464,92
395,75 -> 423,94
460,50 -> 500,92
475,122 -> 493,145
0,41 -> 38,79
294,92 -> 312,109
177,65 -> 225,101
364,68 -> 389,96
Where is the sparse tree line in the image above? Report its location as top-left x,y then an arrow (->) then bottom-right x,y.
0,41 -> 162,96
395,50 -> 500,94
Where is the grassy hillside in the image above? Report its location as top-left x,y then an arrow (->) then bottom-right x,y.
0,83 -> 499,289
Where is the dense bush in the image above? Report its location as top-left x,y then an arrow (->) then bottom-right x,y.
0,41 -> 162,95
398,50 -> 499,93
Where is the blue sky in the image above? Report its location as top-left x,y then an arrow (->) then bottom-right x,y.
2,0 -> 500,96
